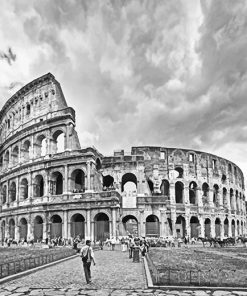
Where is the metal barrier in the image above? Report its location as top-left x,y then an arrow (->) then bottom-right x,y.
146,253 -> 241,287
0,248 -> 76,279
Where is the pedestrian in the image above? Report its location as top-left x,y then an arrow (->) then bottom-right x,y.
80,240 -> 96,284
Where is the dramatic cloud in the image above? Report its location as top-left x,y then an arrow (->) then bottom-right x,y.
1,0 -> 247,176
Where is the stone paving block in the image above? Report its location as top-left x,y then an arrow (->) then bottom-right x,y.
194,291 -> 210,296
29,289 -> 45,295
15,287 -> 30,293
212,291 -> 233,296
0,292 -> 12,296
232,292 -> 247,296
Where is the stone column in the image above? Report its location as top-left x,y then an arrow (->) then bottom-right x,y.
185,215 -> 191,238
90,221 -> 95,242
16,177 -> 19,205
184,186 -> 190,205
112,208 -> 117,238
160,210 -> 166,237
210,220 -> 216,238
86,210 -> 91,240
199,217 -> 204,237
64,165 -> 68,194
6,182 -> 9,204
209,189 -> 214,208
44,173 -> 49,197
220,221 -> 224,239
139,210 -> 145,237
30,134 -> 34,159
171,210 -> 177,237
197,188 -> 203,208
15,217 -> 19,241
86,161 -> 91,192
63,211 -> 68,238
170,183 -> 176,205
228,219 -> 232,237
27,215 -> 33,240
5,219 -> 9,239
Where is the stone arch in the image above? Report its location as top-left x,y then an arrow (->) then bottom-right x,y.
103,175 -> 114,190
147,179 -> 154,194
230,188 -> 234,209
19,218 -> 28,240
4,150 -> 9,168
50,214 -> 62,238
175,181 -> 184,203
9,181 -> 16,202
2,185 -> 7,204
20,178 -> 28,200
175,167 -> 183,178
9,218 -> 15,239
190,216 -> 200,238
146,215 -> 160,237
237,220 -> 240,236
96,158 -> 102,170
0,155 -> 3,171
1,220 -> 5,242
50,171 -> 63,195
35,134 -> 47,157
160,179 -> 170,199
23,140 -> 31,161
224,218 -> 229,237
189,181 -> 197,204
121,173 -> 137,193
213,184 -> 219,206
175,215 -> 186,238
33,174 -> 44,197
223,187 -> 227,208
52,129 -> 65,154
204,218 -> 211,238
122,215 -> 138,237
202,183 -> 209,205
34,216 -> 43,242
70,213 -> 85,239
71,169 -> 85,192
236,190 -> 239,211
94,213 -> 110,241
215,218 -> 221,237
231,220 -> 236,237
12,145 -> 19,166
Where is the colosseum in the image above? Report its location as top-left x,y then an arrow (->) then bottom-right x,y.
0,73 -> 246,243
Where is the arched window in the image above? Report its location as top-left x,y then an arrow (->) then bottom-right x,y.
213,184 -> 219,206
50,172 -> 63,195
160,180 -> 169,198
103,175 -> 114,190
50,215 -> 62,238
96,158 -> 102,170
9,182 -> 16,202
147,179 -> 154,194
121,173 -> 137,193
2,185 -> 7,204
189,182 -> 197,204
9,219 -> 15,239
33,175 -> 44,197
20,178 -> 28,199
34,216 -> 43,242
12,146 -> 19,166
52,130 -> 65,154
71,214 -> 85,239
122,215 -> 138,236
146,215 -> 160,237
0,156 -> 3,171
175,167 -> 183,178
4,151 -> 9,168
223,187 -> 227,208
26,103 -> 31,115
23,140 -> 31,161
175,181 -> 184,203
36,135 -> 46,157
71,169 -> 85,192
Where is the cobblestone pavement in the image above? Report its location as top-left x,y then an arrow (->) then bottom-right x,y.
1,249 -> 247,295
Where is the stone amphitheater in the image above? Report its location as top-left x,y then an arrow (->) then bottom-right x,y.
0,73 -> 246,243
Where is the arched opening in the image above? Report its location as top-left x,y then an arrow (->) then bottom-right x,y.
175,215 -> 186,238
34,216 -> 43,242
204,218 -> 211,238
71,214 -> 85,239
23,140 -> 31,161
50,215 -> 62,239
71,169 -> 85,192
237,220 -> 240,236
50,172 -> 63,195
223,188 -> 227,208
175,167 -> 183,178
146,215 -> 160,237
9,182 -> 16,202
94,213 -> 109,241
167,218 -> 173,235
0,156 -> 3,171
9,219 -> 15,239
36,135 -> 46,157
230,189 -> 234,209
2,185 -> 7,204
213,184 -> 219,206
121,173 -> 137,192
175,181 -> 184,203
160,179 -> 170,199
215,218 -> 221,237
103,175 -> 114,190
221,174 -> 226,183
33,175 -> 44,197
147,179 -> 154,194
12,146 -> 19,166
1,221 -> 5,242
190,216 -> 200,238
189,182 -> 197,204
202,183 -> 209,205
228,163 -> 232,173
52,130 -> 65,154
96,158 -> 101,170
19,218 -> 27,240
26,103 -> 31,115
122,215 -> 138,236
231,220 -> 235,237
4,151 -> 9,168
20,178 -> 28,200
224,218 -> 229,237
236,191 -> 239,211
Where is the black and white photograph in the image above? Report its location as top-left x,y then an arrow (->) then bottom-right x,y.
0,0 -> 247,295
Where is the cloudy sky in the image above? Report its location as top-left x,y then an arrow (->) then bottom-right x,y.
1,0 -> 247,176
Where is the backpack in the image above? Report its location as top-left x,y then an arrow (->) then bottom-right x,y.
81,247 -> 89,263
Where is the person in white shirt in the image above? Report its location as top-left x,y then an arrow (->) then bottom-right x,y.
80,240 -> 96,284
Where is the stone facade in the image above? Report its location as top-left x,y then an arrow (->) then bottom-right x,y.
0,73 -> 246,242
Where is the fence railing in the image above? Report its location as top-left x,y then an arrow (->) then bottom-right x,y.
0,248 -> 76,279
146,253 -> 241,287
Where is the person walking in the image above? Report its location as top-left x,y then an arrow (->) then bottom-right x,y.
80,240 -> 96,284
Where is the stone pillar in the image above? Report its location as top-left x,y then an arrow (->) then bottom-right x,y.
209,189 -> 214,208
139,210 -> 145,237
211,220 -> 216,238
15,217 -> 19,241
228,219 -> 232,237
170,183 -> 175,204
5,219 -> 9,239
27,215 -> 33,240
43,220 -> 47,240
197,188 -> 203,207
6,182 -> 9,204
220,221 -> 224,239
86,210 -> 91,240
64,165 -> 68,193
171,210 -> 176,237
112,208 -> 117,238
63,211 -> 68,238
184,186 -> 190,205
90,221 -> 95,242
185,215 -> 191,238
160,210 -> 166,237
199,217 -> 204,237
16,177 -> 19,205
86,161 -> 91,192
44,173 -> 49,197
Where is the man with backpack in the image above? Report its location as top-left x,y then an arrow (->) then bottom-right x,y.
80,240 -> 96,284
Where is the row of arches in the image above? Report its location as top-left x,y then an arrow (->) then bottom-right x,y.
0,130 -> 65,171
1,169 -> 85,203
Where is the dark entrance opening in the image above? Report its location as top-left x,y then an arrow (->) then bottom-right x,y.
94,213 -> 109,241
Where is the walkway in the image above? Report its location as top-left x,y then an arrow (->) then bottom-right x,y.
1,249 -> 247,296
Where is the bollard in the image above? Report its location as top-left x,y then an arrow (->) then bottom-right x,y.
133,246 -> 140,263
